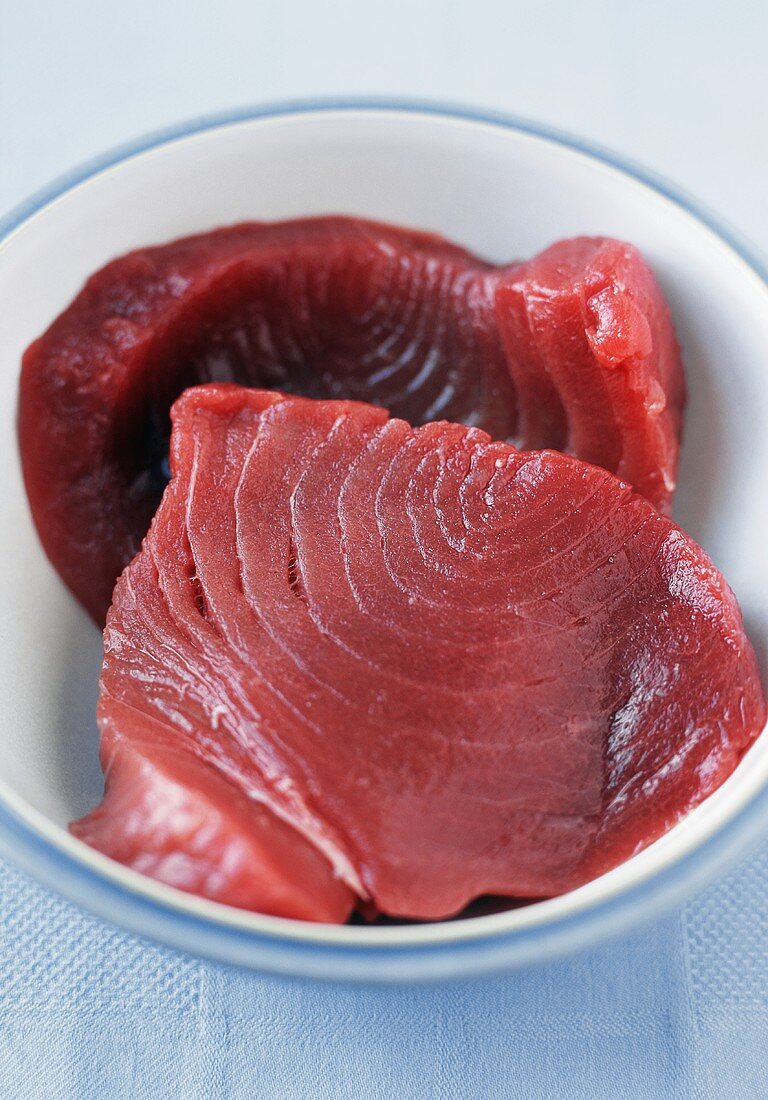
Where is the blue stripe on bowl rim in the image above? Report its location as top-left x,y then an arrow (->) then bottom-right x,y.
2,98 -> 767,982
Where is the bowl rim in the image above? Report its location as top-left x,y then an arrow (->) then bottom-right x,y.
2,97 -> 767,981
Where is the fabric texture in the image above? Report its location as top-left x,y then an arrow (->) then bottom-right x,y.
0,840 -> 766,1099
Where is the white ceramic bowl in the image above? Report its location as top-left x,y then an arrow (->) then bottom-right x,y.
1,102 -> 767,982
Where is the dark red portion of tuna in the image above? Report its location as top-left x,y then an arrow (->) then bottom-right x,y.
18,219 -> 684,622
71,385 -> 762,922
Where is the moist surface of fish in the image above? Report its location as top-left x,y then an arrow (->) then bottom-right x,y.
71,385 -> 762,922
18,218 -> 684,622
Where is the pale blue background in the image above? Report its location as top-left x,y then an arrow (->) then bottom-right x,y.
2,2 -> 768,1096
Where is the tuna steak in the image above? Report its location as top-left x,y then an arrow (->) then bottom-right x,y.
71,385 -> 763,922
19,218 -> 684,623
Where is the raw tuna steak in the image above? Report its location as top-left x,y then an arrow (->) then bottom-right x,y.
71,385 -> 763,922
19,218 -> 684,623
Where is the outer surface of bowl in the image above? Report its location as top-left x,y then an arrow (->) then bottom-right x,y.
1,103 -> 767,982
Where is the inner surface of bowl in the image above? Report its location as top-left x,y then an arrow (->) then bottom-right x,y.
1,107 -> 767,972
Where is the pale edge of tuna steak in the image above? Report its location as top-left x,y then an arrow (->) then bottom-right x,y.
19,218 -> 684,623
71,384 -> 764,923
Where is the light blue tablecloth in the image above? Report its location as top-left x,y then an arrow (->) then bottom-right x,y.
1,838 -> 766,1099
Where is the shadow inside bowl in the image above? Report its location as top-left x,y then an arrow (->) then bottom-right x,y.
49,615 -> 104,823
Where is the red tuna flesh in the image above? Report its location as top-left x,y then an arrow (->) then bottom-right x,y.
18,219 -> 684,623
71,385 -> 763,922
